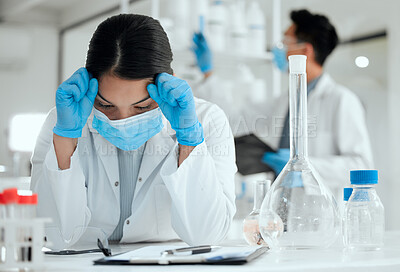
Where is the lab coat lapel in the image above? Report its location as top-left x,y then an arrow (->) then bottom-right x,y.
135,125 -> 176,195
307,74 -> 334,115
266,74 -> 333,149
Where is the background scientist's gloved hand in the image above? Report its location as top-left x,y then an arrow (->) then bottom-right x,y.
147,73 -> 204,146
53,67 -> 98,138
272,45 -> 288,72
262,148 -> 290,175
192,32 -> 213,74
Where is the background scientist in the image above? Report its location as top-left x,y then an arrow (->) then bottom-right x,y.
192,9 -> 373,191
31,14 -> 236,250
261,9 -> 373,189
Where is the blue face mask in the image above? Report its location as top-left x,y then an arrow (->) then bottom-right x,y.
272,45 -> 288,72
92,107 -> 164,151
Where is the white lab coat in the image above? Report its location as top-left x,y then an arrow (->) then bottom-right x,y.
30,98 -> 237,250
251,73 -> 374,190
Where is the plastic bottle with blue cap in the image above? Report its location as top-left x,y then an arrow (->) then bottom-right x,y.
345,170 -> 385,251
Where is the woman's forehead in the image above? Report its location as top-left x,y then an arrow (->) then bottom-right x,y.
98,74 -> 152,104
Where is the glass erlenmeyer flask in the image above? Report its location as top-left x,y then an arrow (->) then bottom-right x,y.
259,55 -> 340,249
243,180 -> 271,246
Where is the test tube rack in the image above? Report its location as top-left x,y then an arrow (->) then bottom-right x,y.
0,218 -> 50,270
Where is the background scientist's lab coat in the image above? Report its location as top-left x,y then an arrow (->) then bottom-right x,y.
30,98 -> 237,250
251,73 -> 374,191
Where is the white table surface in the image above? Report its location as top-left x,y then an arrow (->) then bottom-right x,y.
37,231 -> 400,272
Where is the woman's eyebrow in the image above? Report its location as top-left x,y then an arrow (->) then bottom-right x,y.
96,92 -> 113,104
132,95 -> 151,105
97,93 -> 151,105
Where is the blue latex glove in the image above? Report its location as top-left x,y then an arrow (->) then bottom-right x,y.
53,67 -> 98,138
147,73 -> 204,146
262,148 -> 290,175
192,32 -> 213,73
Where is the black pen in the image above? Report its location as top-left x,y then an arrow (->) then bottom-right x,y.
161,245 -> 221,256
45,249 -> 102,255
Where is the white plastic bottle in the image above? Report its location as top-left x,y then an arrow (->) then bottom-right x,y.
168,0 -> 190,50
208,0 -> 227,51
229,0 -> 247,54
246,0 -> 266,54
345,170 -> 385,251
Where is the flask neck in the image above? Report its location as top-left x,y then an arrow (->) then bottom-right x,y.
253,181 -> 268,212
289,72 -> 308,159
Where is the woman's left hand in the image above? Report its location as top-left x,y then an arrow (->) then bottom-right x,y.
147,73 -> 204,146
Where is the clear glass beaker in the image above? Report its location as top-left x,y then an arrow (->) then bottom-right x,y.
259,55 -> 340,250
243,180 -> 271,246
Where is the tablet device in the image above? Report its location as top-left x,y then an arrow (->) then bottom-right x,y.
234,133 -> 276,175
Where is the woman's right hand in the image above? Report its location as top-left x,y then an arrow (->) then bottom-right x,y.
53,67 -> 98,138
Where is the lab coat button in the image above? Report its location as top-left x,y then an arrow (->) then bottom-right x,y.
115,181 -> 119,187
126,220 -> 130,225
138,177 -> 142,182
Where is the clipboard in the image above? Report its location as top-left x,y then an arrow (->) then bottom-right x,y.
93,245 -> 268,265
235,133 -> 277,175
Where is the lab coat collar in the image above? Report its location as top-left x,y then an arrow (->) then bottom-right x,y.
308,73 -> 335,100
87,111 -> 176,200
262,73 -> 334,149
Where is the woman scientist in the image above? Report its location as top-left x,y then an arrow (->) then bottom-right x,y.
31,14 -> 236,250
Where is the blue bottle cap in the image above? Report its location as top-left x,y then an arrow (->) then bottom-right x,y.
350,170 -> 378,185
343,187 -> 353,201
